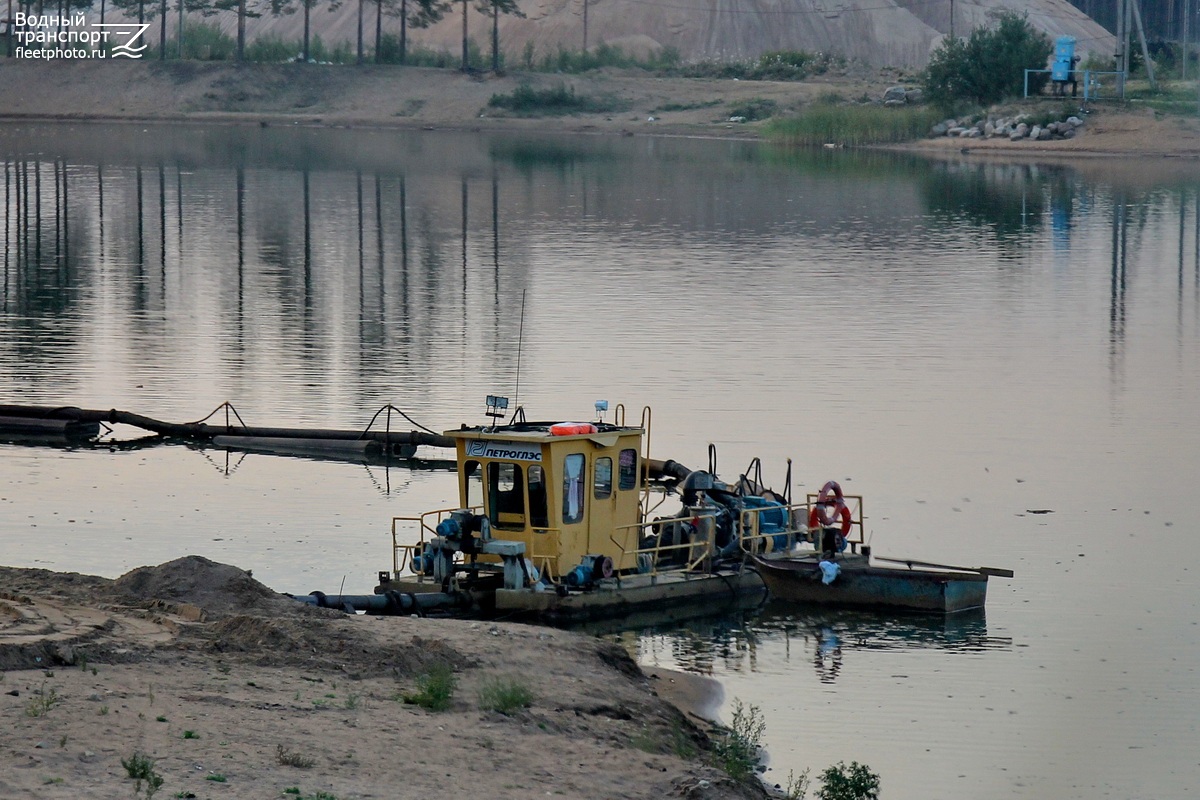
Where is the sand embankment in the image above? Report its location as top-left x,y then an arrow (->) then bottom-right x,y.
0,557 -> 766,800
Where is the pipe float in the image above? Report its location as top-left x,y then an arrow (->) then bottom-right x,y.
0,404 -> 455,449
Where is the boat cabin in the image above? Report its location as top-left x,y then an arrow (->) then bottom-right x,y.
446,414 -> 644,580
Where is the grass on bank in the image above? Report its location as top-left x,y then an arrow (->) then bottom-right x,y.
400,664 -> 457,712
477,675 -> 535,714
487,83 -> 629,116
765,104 -> 942,146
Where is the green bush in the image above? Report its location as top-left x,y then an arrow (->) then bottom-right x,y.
519,44 -> 843,80
477,675 -> 534,714
675,50 -> 843,81
923,11 -> 1052,108
245,34 -> 299,63
487,82 -> 628,116
174,22 -> 237,61
121,752 -> 164,799
728,97 -> 778,121
402,664 -> 457,711
712,699 -> 764,782
816,761 -> 880,800
532,43 -> 681,74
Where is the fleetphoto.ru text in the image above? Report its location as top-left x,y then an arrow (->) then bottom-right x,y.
10,13 -> 148,59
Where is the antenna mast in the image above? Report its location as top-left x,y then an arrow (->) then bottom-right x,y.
514,289 -> 526,408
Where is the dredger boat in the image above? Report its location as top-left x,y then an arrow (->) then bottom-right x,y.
299,398 -> 1007,622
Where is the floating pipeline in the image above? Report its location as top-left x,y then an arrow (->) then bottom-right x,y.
0,403 -> 456,457
0,415 -> 101,442
0,402 -> 699,479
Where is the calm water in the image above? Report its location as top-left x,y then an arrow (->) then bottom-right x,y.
2,122 -> 1199,799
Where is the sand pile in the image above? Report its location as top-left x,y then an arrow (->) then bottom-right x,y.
0,559 -> 760,800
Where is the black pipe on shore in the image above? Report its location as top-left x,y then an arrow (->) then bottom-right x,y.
0,404 -> 456,450
296,589 -> 471,615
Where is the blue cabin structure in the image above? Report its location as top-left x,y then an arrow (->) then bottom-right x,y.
1052,36 -> 1076,82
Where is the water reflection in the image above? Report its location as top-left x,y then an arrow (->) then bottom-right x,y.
2,124 -> 1200,440
630,601 -> 1010,685
4,124 -> 1200,800
921,161 -> 1048,237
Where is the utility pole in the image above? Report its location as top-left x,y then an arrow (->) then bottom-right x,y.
1183,0 -> 1190,79
1115,0 -> 1131,97
583,0 -> 588,52
1132,0 -> 1157,90
949,0 -> 954,39
1114,0 -> 1124,78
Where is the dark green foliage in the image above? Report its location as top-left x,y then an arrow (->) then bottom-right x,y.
401,664 -> 457,711
520,45 -> 836,81
677,50 -> 843,81
534,42 -> 679,73
923,11 -> 1052,108
712,699 -> 765,783
121,752 -> 164,799
146,22 -> 236,60
727,97 -> 777,121
244,32 -> 297,61
487,83 -> 628,116
816,761 -> 880,800
655,99 -> 722,112
385,42 -> 462,67
476,675 -> 535,714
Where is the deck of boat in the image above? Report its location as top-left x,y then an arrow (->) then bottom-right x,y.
751,552 -> 988,613
495,566 -> 767,623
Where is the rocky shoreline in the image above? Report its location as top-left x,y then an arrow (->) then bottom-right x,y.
930,111 -> 1086,142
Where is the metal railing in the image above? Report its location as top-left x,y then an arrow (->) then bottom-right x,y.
1024,68 -> 1125,101
390,508 -> 563,584
610,512 -> 721,578
737,501 -> 809,555
739,495 -> 866,554
388,510 -> 472,585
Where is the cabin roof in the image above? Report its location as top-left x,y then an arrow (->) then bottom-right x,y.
445,421 -> 642,444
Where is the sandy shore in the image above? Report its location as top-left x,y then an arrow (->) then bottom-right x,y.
1,59 -> 1197,157
0,557 -> 765,800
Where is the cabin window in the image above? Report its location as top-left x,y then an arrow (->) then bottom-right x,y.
464,460 -> 483,510
487,462 -> 525,529
563,453 -> 585,524
618,448 -> 638,491
594,457 -> 613,499
528,465 -> 549,528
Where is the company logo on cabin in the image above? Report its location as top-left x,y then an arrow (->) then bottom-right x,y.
465,440 -> 543,462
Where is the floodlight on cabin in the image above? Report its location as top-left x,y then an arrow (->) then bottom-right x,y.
486,395 -> 509,420
595,399 -> 608,423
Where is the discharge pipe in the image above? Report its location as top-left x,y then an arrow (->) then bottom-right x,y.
295,589 -> 472,615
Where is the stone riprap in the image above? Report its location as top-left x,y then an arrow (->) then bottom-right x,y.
930,114 -> 1085,142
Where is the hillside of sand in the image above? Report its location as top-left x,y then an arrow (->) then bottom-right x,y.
77,0 -> 1114,68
